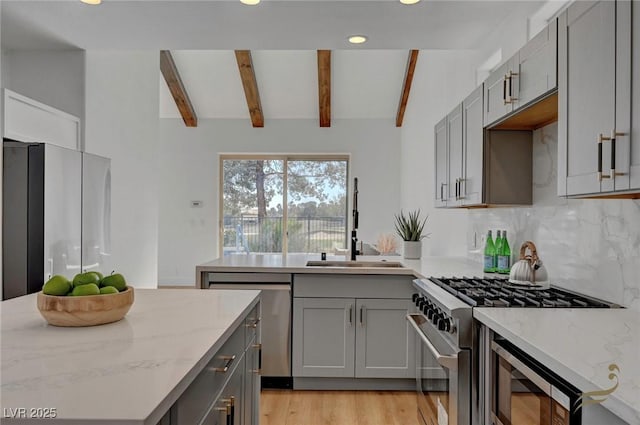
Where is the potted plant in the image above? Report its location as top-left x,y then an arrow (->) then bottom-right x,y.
394,209 -> 429,259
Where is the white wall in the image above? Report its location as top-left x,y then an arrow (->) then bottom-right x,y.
84,51 -> 159,288
2,50 -> 85,119
400,49 -> 484,256
158,118 -> 401,285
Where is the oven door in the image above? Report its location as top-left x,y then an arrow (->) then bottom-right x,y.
491,340 -> 582,425
407,314 -> 471,425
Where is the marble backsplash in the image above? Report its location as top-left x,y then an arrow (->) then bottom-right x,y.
467,123 -> 640,311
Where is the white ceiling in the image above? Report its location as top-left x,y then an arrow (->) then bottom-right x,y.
1,1 -> 545,50
2,0 -> 546,121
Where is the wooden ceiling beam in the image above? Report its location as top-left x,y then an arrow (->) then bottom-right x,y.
317,50 -> 331,128
235,50 -> 264,128
160,50 -> 197,127
396,50 -> 419,127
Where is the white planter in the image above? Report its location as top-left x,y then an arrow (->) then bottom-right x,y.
403,241 -> 422,259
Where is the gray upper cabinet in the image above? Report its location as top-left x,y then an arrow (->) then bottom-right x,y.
292,297 -> 355,378
631,0 -> 640,190
484,20 -> 558,128
484,58 -> 516,126
461,85 -> 484,206
446,104 -> 464,207
354,299 -> 415,379
434,117 -> 448,208
514,20 -> 558,109
558,0 -> 633,197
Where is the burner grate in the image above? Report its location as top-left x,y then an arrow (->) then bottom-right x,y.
428,276 -> 615,308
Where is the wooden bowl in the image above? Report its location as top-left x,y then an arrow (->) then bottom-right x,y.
37,287 -> 134,327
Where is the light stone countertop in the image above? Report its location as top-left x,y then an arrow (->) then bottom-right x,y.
0,288 -> 260,425
195,253 -> 489,287
474,308 -> 640,425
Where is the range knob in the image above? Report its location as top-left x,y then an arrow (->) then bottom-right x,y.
426,308 -> 436,320
421,304 -> 430,314
412,293 -> 420,302
446,318 -> 456,334
414,296 -> 424,307
437,318 -> 447,331
431,313 -> 441,325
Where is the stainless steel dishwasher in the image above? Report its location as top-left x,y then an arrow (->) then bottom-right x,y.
208,272 -> 292,388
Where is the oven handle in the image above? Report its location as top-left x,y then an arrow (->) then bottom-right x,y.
406,314 -> 458,370
491,341 -> 552,397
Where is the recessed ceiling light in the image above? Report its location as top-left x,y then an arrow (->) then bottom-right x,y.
240,0 -> 260,5
81,0 -> 101,4
348,35 -> 368,44
400,0 -> 421,4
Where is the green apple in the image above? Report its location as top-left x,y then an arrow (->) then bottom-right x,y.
72,272 -> 101,288
43,275 -> 72,296
99,286 -> 119,295
71,283 -> 100,296
101,272 -> 127,292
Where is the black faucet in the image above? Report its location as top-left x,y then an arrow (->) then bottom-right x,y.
351,178 -> 359,261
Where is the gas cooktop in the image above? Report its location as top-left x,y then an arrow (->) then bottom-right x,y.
428,277 -> 619,308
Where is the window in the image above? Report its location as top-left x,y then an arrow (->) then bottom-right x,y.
220,155 -> 348,255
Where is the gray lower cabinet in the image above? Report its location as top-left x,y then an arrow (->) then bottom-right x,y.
243,338 -> 260,425
558,0 -> 634,196
162,302 -> 260,425
292,297 -> 356,378
354,299 -> 415,379
201,355 -> 244,425
292,274 -> 416,380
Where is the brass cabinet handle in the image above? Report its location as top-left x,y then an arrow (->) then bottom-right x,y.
506,71 -> 518,104
214,355 -> 236,373
598,133 -> 612,180
246,317 -> 261,329
252,343 -> 262,374
610,131 -> 627,178
503,75 -> 508,105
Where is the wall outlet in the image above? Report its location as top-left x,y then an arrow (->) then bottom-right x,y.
190,200 -> 203,208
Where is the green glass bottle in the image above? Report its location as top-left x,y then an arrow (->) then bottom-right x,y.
497,230 -> 511,274
483,230 -> 496,273
494,230 -> 503,271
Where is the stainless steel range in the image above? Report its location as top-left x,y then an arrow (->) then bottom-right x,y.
407,276 -> 620,425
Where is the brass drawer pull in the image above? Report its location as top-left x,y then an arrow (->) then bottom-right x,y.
214,355 -> 236,373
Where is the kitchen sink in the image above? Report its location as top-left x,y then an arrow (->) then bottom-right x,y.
306,260 -> 405,268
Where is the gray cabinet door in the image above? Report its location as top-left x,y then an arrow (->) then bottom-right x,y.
354,299 -> 415,379
434,117 -> 448,208
515,19 -> 557,109
631,0 -> 640,189
483,59 -> 514,126
200,355 -> 244,425
446,104 -> 464,206
462,85 -> 484,206
558,1 -> 616,196
292,298 -> 355,378
243,338 -> 260,425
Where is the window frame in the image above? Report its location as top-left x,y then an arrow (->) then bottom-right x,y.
218,154 -> 350,255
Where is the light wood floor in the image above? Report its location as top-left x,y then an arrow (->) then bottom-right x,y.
260,390 -> 421,425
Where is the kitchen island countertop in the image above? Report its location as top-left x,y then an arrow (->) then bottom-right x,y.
474,307 -> 640,425
0,288 -> 260,425
195,253 -> 488,287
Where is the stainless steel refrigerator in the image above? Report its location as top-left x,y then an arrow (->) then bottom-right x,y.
2,140 -> 111,300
